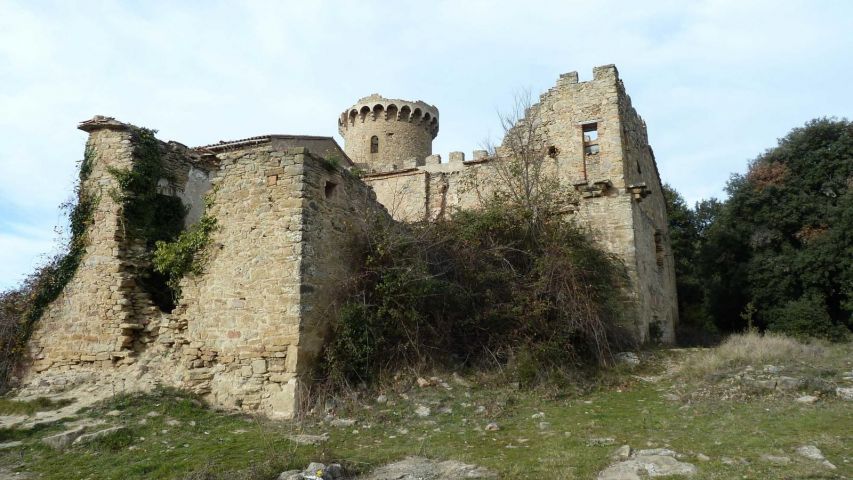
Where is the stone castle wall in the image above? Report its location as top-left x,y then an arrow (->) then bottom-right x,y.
24,124 -> 208,376
21,127 -> 386,419
363,65 -> 677,341
18,64 -> 677,416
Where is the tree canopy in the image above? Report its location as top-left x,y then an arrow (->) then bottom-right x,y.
667,118 -> 852,341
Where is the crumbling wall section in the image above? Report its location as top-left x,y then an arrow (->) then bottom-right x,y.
21,118 -> 214,393
25,126 -> 139,376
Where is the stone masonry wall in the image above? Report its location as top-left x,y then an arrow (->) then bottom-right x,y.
25,126 -> 140,376
160,145 -> 385,418
339,95 -> 438,173
23,120 -> 210,387
362,66 -> 678,341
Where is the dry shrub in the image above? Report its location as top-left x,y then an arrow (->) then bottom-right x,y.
317,200 -> 632,390
683,331 -> 825,377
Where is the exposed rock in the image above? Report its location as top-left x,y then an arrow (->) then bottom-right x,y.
695,453 -> 710,462
611,445 -> 632,461
775,376 -> 804,391
0,441 -> 23,450
279,462 -> 345,480
796,445 -> 836,469
598,447 -> 697,479
484,422 -> 500,431
375,394 -> 387,404
287,433 -> 329,445
759,454 -> 790,464
795,395 -> 818,404
415,405 -> 431,417
330,418 -> 356,428
615,352 -> 641,367
362,456 -> 496,479
836,387 -> 853,400
72,426 -> 127,446
416,377 -> 431,388
42,426 -> 87,450
587,437 -> 617,446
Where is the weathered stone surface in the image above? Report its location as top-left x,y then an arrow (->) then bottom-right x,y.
42,426 -> 87,450
0,441 -> 23,450
836,387 -> 853,400
72,426 -> 127,446
362,456 -> 496,480
598,447 -> 697,479
287,433 -> 329,445
18,65 -> 677,419
796,445 -> 836,469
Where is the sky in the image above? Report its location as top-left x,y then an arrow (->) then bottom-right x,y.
1,0 -> 851,290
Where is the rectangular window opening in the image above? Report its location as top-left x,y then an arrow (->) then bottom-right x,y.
582,122 -> 599,141
582,122 -> 599,155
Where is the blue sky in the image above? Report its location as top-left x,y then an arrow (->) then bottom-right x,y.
1,0 -> 851,290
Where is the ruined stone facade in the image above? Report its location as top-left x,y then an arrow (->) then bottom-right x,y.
18,65 -> 677,417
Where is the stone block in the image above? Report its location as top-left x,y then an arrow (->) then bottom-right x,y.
251,359 -> 267,374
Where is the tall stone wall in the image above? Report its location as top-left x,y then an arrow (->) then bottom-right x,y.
23,119 -> 211,384
154,144 -> 385,418
21,127 -> 388,418
25,125 -> 140,375
362,65 -> 678,342
616,86 -> 678,342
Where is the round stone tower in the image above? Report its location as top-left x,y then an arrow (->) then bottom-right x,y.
338,94 -> 439,172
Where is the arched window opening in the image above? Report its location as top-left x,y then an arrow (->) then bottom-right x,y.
370,135 -> 379,153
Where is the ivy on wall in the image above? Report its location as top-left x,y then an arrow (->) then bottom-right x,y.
0,146 -> 98,390
108,127 -> 186,247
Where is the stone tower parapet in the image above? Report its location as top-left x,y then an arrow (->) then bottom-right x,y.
338,94 -> 438,172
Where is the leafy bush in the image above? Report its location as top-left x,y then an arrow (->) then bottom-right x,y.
319,199 -> 631,389
153,214 -> 218,296
767,295 -> 849,341
667,118 -> 853,339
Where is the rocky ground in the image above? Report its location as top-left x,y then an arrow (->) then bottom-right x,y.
0,336 -> 850,479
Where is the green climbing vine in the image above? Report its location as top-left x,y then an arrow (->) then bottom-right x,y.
0,146 -> 98,390
108,126 -> 217,307
153,212 -> 218,296
108,127 -> 186,247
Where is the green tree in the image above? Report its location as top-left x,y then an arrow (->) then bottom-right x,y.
706,118 -> 852,339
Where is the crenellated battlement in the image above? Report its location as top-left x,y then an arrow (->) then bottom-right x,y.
338,94 -> 439,138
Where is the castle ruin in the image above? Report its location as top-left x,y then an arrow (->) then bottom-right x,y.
17,65 -> 677,418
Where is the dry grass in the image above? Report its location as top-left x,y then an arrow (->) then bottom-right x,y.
682,331 -> 826,377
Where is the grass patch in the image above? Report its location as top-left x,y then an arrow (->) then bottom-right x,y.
0,347 -> 850,479
0,397 -> 72,416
